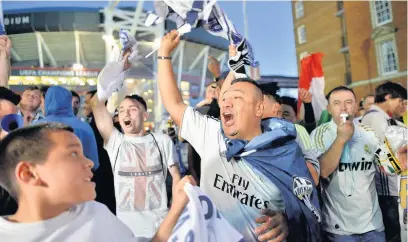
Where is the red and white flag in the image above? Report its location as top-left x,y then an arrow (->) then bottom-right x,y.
298,53 -> 327,121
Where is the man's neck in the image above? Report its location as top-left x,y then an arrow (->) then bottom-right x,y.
239,128 -> 263,142
125,129 -> 146,137
376,102 -> 390,114
9,196 -> 72,223
19,107 -> 36,117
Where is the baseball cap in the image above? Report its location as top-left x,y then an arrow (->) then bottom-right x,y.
0,87 -> 21,105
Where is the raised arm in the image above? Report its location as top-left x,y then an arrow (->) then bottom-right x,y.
91,94 -> 114,143
157,30 -> 187,127
0,36 -> 11,87
217,45 -> 236,96
90,50 -> 132,142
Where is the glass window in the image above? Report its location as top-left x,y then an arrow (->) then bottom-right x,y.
373,0 -> 392,26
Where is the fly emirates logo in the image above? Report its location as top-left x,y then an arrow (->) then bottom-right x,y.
213,174 -> 270,209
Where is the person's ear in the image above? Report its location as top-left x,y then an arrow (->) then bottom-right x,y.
15,161 -> 43,187
272,103 -> 281,115
143,111 -> 149,122
327,103 -> 332,115
256,101 -> 264,118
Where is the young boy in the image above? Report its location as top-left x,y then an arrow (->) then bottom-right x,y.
0,123 -> 194,242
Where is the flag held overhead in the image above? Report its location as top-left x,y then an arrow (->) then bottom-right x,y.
298,53 -> 327,121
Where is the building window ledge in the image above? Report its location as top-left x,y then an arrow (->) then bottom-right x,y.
348,71 -> 407,88
339,46 -> 349,53
371,24 -> 397,40
335,9 -> 344,17
381,70 -> 399,76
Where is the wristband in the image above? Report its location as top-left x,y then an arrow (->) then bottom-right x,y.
157,56 -> 172,60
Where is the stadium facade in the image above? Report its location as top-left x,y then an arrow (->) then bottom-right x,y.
4,5 -> 229,125
4,4 -> 299,125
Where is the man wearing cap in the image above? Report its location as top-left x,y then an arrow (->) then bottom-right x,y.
0,87 -> 19,121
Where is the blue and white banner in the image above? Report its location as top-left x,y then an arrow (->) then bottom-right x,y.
145,0 -> 258,68
145,0 -> 215,33
97,29 -> 141,101
169,183 -> 243,242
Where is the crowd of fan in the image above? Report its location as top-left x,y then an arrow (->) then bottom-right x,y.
0,30 -> 407,242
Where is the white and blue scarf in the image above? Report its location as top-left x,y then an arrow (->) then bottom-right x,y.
222,118 -> 322,242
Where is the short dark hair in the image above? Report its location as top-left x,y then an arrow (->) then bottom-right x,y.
71,91 -> 80,100
281,96 -> 298,115
86,90 -> 107,106
326,86 -> 356,103
24,86 -> 40,92
0,87 -> 21,105
231,78 -> 263,92
359,100 -> 364,109
125,94 -> 147,110
206,81 -> 218,88
40,86 -> 51,98
259,82 -> 281,103
87,90 -> 97,98
0,123 -> 73,199
374,81 -> 407,103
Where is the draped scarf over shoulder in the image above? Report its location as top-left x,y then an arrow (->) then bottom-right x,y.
222,118 -> 322,242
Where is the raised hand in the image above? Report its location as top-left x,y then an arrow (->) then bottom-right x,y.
299,88 -> 313,104
158,30 -> 180,57
229,44 -> 237,58
337,120 -> 354,144
172,175 -> 197,208
0,36 -> 12,58
207,56 -> 221,78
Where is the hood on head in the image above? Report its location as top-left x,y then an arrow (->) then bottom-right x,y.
44,86 -> 74,117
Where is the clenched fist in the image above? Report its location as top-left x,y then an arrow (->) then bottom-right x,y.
207,56 -> 221,78
336,120 -> 354,144
229,44 -> 237,58
299,88 -> 313,104
158,30 -> 180,57
0,36 -> 12,58
172,175 -> 197,208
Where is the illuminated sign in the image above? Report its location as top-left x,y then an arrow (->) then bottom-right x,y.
12,69 -> 99,78
4,15 -> 30,26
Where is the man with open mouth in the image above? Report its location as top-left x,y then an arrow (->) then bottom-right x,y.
90,52 -> 181,239
156,30 -> 321,242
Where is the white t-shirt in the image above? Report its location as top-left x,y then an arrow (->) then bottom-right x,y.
310,120 -> 384,235
104,129 -> 178,238
0,201 -> 142,242
180,107 -> 284,241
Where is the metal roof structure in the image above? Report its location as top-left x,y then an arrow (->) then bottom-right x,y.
4,2 -> 229,123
